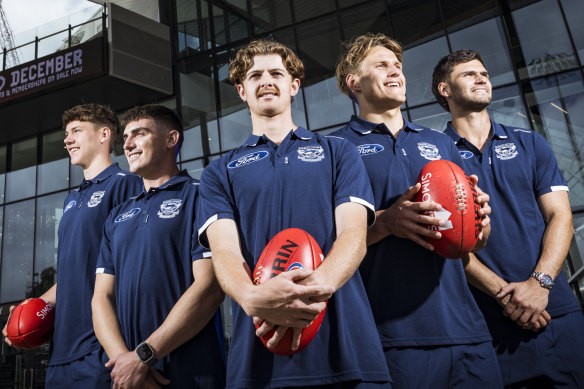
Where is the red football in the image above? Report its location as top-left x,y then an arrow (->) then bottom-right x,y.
253,228 -> 326,356
414,160 -> 480,259
6,298 -> 55,349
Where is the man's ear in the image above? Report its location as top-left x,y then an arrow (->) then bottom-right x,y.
167,129 -> 180,149
99,127 -> 111,144
347,73 -> 360,95
290,78 -> 300,97
237,84 -> 247,102
438,82 -> 449,98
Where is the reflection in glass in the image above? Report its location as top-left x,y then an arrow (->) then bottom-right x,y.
292,0 -> 335,23
181,159 -> 205,180
304,77 -> 354,130
389,0 -> 441,46
512,0 -> 578,79
340,1 -> 390,40
488,85 -> 531,129
526,71 -> 584,207
408,103 -> 450,131
43,130 -> 68,164
11,138 -> 37,171
6,167 -> 36,202
251,1 -> 292,34
1,200 -> 35,302
70,164 -> 85,187
220,110 -> 252,151
33,192 -> 67,297
37,159 -> 69,195
296,15 -> 341,80
449,18 -> 515,86
569,213 -> 584,281
560,0 -> 584,64
403,37 -> 449,107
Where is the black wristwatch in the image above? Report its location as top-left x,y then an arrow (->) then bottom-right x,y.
530,272 -> 554,290
136,342 -> 157,367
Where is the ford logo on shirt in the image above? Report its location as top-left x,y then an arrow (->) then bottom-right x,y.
357,144 -> 384,156
114,208 -> 141,223
459,150 -> 474,160
227,151 -> 269,169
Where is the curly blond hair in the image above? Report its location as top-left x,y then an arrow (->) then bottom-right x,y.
336,33 -> 403,98
228,39 -> 304,85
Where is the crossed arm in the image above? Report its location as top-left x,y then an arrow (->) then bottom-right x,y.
91,258 -> 224,389
206,201 -> 368,351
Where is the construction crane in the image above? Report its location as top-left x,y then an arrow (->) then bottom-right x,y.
0,0 -> 20,69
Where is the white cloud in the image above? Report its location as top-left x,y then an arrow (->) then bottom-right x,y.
2,0 -> 96,35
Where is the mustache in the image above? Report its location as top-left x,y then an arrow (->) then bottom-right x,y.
256,87 -> 280,98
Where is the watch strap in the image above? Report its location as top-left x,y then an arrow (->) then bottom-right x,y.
530,271 -> 554,290
136,341 -> 157,367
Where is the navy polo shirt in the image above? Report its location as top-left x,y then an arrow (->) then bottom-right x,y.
332,115 -> 492,348
49,163 -> 142,366
197,127 -> 390,388
444,121 -> 580,320
96,171 -> 225,386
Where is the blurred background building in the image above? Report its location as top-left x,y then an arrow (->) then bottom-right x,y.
0,0 -> 583,386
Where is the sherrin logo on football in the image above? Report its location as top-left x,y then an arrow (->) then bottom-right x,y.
227,151 -> 269,169
36,303 -> 55,320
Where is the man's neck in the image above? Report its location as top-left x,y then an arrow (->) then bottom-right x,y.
142,165 -> 180,192
82,154 -> 113,181
358,104 -> 404,137
450,109 -> 492,152
250,111 -> 296,145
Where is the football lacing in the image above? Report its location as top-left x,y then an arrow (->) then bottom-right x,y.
253,266 -> 263,285
454,184 -> 467,210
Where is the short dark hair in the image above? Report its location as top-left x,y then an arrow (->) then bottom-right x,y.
431,49 -> 486,112
62,104 -> 120,152
122,105 -> 184,152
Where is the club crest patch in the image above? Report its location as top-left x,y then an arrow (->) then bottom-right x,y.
357,144 -> 384,156
227,151 -> 269,169
115,208 -> 141,223
459,150 -> 474,160
87,191 -> 105,207
418,142 -> 441,160
297,145 -> 324,162
64,200 -> 76,213
158,199 -> 182,219
495,143 -> 518,160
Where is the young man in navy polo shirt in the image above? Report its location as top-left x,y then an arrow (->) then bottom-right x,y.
196,40 -> 390,388
432,49 -> 584,387
92,105 -> 226,388
2,104 -> 143,388
332,34 -> 502,388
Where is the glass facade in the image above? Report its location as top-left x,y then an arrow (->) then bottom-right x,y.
0,0 -> 583,385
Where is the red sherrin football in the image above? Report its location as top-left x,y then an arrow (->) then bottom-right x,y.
6,298 -> 55,350
253,228 -> 326,356
414,160 -> 480,259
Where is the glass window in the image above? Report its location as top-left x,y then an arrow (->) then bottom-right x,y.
251,1 -> 292,34
112,153 -> 130,172
340,1 -> 390,40
441,0 -> 498,31
525,71 -> 584,208
11,137 -> 37,171
512,0 -> 578,79
569,212 -> 584,280
488,85 -> 531,129
389,0 -> 442,46
6,167 -> 36,202
449,18 -> 515,87
560,0 -> 584,65
304,77 -> 354,130
37,159 -> 69,195
70,164 -> 84,187
1,199 -> 35,303
403,37 -> 450,107
181,159 -> 205,180
42,130 -> 68,163
408,103 -> 450,131
296,15 -> 342,81
292,88 -> 308,129
292,0 -> 336,23
0,146 -> 7,205
38,30 -> 69,57
220,111 -> 252,151
33,192 -> 66,296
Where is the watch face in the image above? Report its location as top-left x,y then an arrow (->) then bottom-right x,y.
137,343 -> 153,361
541,275 -> 553,287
